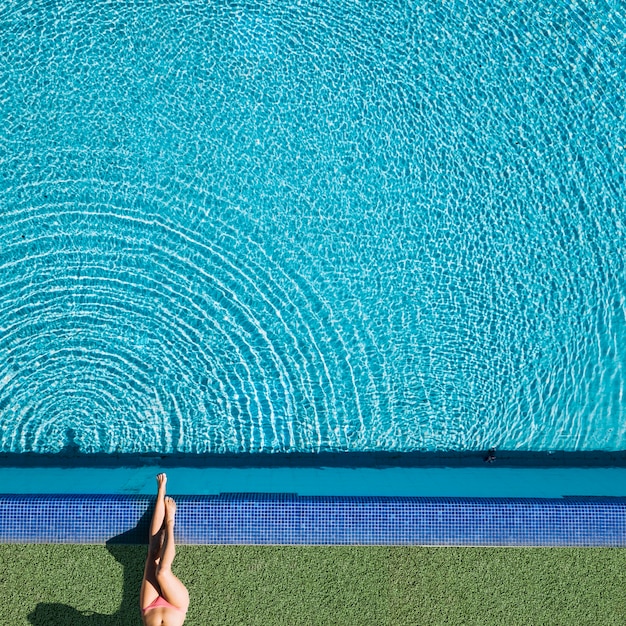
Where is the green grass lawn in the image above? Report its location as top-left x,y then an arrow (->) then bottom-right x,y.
0,545 -> 624,625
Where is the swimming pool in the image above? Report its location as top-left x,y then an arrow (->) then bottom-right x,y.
0,0 -> 625,545
1,0 -> 624,457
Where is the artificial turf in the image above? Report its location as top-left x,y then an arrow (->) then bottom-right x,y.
0,544 -> 624,625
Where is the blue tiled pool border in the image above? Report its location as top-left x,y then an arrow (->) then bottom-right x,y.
1,494 -> 624,546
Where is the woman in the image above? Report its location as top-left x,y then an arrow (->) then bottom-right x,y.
140,473 -> 189,625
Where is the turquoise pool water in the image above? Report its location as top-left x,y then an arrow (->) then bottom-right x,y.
0,0 -> 624,456
3,466 -> 626,498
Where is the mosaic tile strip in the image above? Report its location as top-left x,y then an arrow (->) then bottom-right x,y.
0,494 -> 624,546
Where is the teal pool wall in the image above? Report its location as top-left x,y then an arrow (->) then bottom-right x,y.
2,464 -> 626,498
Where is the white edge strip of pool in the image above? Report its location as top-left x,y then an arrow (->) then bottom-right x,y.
1,466 -> 625,498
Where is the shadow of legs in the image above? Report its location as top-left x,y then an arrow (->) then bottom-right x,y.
27,507 -> 152,626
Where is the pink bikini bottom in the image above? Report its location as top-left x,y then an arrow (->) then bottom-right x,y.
142,595 -> 185,614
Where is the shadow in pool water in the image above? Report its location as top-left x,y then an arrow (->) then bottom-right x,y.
27,508 -> 151,626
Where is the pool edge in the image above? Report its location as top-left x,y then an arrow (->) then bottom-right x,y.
1,493 -> 624,547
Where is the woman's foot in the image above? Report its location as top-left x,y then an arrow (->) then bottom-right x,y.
165,497 -> 177,524
156,473 -> 167,494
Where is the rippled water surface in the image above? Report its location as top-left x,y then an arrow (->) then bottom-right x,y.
1,0 -> 625,454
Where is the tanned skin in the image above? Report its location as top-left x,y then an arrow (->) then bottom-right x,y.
140,474 -> 189,625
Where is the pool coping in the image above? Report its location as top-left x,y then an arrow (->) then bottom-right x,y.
1,493 -> 625,547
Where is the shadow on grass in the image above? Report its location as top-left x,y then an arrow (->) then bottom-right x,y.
27,508 -> 151,626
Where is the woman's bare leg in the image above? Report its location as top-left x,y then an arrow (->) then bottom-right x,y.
155,497 -> 190,612
140,473 -> 168,609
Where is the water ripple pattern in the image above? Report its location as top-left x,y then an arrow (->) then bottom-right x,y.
0,0 -> 624,454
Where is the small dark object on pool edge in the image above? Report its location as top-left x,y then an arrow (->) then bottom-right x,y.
484,448 -> 496,463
